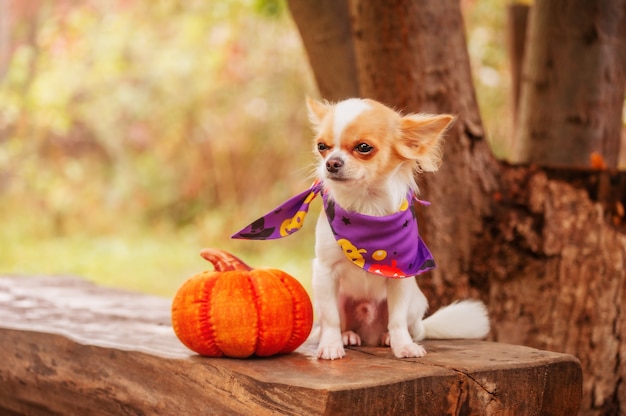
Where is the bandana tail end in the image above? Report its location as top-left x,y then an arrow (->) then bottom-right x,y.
231,183 -> 321,241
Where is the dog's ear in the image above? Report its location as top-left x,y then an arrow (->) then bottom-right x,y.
306,97 -> 330,128
396,113 -> 455,172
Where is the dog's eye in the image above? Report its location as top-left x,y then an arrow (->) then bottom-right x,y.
317,143 -> 330,152
355,143 -> 373,154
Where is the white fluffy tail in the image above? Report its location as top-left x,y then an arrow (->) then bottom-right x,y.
422,300 -> 490,340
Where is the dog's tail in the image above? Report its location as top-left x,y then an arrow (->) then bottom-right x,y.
422,300 -> 490,340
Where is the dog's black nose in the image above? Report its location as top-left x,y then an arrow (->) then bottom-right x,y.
326,157 -> 344,173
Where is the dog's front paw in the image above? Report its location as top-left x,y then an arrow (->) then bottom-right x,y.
317,342 -> 346,360
342,330 -> 361,346
392,342 -> 427,358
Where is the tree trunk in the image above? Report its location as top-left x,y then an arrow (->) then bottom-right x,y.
287,0 -> 626,414
287,0 -> 359,101
513,0 -> 626,168
348,0 -> 496,314
507,3 -> 530,130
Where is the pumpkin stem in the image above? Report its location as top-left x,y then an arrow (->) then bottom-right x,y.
200,248 -> 253,272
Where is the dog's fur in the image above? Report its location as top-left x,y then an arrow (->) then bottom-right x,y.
306,97 -> 489,360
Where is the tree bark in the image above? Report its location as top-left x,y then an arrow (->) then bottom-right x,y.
480,167 -> 626,416
513,0 -> 626,168
288,0 -> 626,414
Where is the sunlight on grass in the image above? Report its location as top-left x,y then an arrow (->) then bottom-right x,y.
0,1 -> 317,299
0,208 -> 316,298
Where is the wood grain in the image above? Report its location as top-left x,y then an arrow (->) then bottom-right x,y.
0,276 -> 582,415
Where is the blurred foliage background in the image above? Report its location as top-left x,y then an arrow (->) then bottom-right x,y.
0,0 -> 515,296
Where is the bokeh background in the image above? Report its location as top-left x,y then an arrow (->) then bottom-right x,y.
0,0 -> 535,295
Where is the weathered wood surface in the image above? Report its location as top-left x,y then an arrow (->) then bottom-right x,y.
0,276 -> 582,416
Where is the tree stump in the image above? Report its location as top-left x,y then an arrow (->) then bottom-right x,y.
0,275 -> 582,416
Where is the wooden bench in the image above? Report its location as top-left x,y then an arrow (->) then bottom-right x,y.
0,276 -> 582,415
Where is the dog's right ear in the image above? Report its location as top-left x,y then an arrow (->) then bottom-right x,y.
306,97 -> 330,127
396,113 -> 455,172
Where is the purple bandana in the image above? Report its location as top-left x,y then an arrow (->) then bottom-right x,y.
231,182 -> 435,278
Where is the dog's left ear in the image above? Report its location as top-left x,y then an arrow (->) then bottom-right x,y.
306,97 -> 330,128
396,114 -> 455,172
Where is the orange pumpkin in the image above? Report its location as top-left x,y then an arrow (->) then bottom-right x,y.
171,248 -> 314,358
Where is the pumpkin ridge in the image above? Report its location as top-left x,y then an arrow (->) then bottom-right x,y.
244,272 -> 260,355
198,273 -> 223,356
250,269 -> 294,356
171,271 -> 223,357
211,271 -> 258,358
271,270 -> 314,354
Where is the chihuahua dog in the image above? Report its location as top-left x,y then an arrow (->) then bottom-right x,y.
306,97 -> 489,360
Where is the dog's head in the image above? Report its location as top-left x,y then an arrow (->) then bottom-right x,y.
306,97 -> 454,212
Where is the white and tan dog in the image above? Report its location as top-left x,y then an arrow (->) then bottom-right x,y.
307,97 -> 489,360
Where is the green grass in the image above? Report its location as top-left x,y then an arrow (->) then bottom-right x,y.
0,212 -> 316,298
